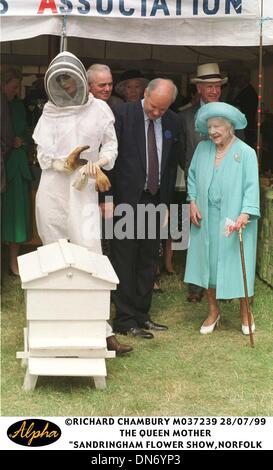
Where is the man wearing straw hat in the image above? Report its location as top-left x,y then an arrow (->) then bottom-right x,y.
179,62 -> 228,303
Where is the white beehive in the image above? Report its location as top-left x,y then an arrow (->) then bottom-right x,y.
17,239 -> 119,390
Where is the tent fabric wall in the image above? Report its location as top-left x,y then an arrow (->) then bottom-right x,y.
1,1 -> 272,46
0,16 -> 63,42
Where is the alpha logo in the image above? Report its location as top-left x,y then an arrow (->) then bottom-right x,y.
7,419 -> 61,447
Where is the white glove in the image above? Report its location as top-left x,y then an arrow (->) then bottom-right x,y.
73,165 -> 89,191
72,162 -> 111,192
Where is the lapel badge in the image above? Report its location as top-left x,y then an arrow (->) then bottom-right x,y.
233,153 -> 241,163
164,130 -> 172,140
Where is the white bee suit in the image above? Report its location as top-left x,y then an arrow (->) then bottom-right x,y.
33,94 -> 117,253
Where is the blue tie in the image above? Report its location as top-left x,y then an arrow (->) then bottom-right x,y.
147,120 -> 159,195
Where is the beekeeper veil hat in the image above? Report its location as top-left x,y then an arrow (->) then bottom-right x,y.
44,51 -> 88,107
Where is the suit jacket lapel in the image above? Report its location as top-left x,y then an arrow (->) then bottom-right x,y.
134,102 -> 146,172
161,112 -> 172,176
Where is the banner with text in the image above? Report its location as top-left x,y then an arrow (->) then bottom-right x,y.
0,1 -> 260,18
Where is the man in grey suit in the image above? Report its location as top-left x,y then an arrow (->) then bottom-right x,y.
179,63 -> 228,302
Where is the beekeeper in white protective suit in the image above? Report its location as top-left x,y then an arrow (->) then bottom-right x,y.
33,51 -> 117,253
33,53 -> 133,355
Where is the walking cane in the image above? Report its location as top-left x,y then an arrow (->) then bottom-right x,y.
238,228 -> 254,348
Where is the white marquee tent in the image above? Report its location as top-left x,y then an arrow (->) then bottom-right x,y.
1,0 -> 273,46
0,1 -> 273,109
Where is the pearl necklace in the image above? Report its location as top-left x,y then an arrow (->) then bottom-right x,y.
215,149 -> 225,159
215,136 -> 236,160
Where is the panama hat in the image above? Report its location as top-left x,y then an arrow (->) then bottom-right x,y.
195,102 -> 247,135
191,63 -> 228,85
115,70 -> 149,98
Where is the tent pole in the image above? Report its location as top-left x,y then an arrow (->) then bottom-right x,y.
48,14 -> 68,65
256,0 -> 264,163
60,15 -> 68,52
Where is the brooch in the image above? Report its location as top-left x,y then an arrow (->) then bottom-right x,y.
164,130 -> 172,140
233,153 -> 241,163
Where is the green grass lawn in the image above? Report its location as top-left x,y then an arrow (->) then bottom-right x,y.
1,250 -> 273,416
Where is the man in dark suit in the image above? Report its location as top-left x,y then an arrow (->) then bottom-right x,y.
110,78 -> 181,339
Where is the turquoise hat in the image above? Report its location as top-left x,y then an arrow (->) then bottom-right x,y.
195,102 -> 247,135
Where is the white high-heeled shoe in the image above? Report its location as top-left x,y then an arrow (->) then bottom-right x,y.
200,315 -> 220,335
242,322 -> 256,335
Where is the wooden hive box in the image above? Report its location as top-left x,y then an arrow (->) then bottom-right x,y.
17,239 -> 119,390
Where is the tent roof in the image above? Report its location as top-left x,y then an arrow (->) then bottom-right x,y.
2,36 -> 273,75
1,1 -> 273,46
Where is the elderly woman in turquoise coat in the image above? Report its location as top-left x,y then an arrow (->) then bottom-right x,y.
184,102 -> 260,336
